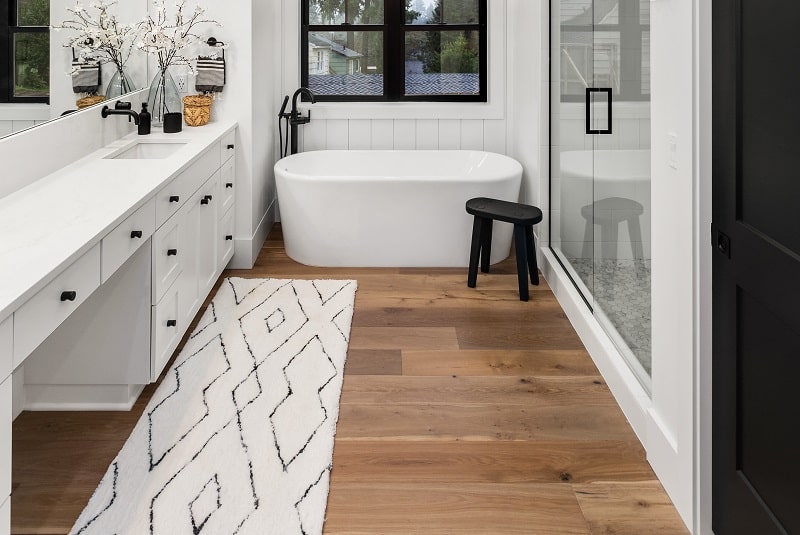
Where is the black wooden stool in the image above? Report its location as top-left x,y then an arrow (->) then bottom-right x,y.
466,197 -> 543,301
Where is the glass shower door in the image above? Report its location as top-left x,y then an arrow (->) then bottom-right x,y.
551,0 -> 652,391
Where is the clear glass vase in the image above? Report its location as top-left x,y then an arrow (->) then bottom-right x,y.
105,66 -> 136,99
147,68 -> 181,126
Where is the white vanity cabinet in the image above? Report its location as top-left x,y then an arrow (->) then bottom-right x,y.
0,122 -> 237,535
150,140 -> 235,381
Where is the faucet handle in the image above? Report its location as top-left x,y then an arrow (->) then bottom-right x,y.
115,101 -> 132,110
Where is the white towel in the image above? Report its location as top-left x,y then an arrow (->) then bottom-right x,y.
195,57 -> 225,93
72,59 -> 101,94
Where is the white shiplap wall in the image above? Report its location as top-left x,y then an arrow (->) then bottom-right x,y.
298,118 -> 507,153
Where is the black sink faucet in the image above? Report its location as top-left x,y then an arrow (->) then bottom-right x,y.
289,87 -> 315,155
101,103 -> 140,125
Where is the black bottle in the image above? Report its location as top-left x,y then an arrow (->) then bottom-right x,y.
138,102 -> 151,135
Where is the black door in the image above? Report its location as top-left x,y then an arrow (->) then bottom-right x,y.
713,1 -> 800,534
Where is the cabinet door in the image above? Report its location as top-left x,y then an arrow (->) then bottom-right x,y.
1,376 -> 11,504
151,281 -> 181,382
219,207 -> 235,269
197,172 -> 220,299
179,191 -> 201,327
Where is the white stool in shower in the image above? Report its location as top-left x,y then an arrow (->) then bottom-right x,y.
581,197 -> 644,260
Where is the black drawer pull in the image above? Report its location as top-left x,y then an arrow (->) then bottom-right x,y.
205,195 -> 213,201
60,291 -> 77,302
166,319 -> 177,327
225,183 -> 233,189
169,195 -> 180,203
167,249 -> 178,256
130,230 -> 143,239
200,198 -> 209,205
227,144 -> 234,150
225,235 -> 233,241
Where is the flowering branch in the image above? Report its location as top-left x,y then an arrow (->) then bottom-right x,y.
137,0 -> 220,74
52,0 -> 138,71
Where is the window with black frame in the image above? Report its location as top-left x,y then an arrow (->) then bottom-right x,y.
302,0 -> 486,102
0,0 -> 50,103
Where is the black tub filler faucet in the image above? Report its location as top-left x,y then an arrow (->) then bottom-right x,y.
278,87 -> 316,157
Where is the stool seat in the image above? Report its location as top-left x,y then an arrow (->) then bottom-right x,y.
465,197 -> 542,302
466,197 -> 543,226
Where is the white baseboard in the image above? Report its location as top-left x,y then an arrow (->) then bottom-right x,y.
24,383 -> 145,411
541,248 -> 651,443
229,201 -> 276,269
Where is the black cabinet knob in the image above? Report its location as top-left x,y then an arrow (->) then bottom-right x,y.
227,144 -> 234,150
225,183 -> 233,189
60,291 -> 77,302
200,198 -> 209,205
166,319 -> 177,327
167,249 -> 178,256
205,195 -> 213,201
169,195 -> 180,203
130,230 -> 143,239
225,235 -> 233,241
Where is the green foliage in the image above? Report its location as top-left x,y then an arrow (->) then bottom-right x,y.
17,0 -> 50,26
440,34 -> 478,73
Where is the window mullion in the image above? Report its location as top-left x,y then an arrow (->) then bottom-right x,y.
385,0 -> 404,99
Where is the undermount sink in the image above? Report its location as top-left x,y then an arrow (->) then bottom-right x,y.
106,140 -> 188,160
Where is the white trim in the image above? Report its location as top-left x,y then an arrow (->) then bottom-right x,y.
282,0 -> 507,120
0,104 -> 50,122
229,200 -> 276,270
23,384 -> 145,412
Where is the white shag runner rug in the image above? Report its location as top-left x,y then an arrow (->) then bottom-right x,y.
70,277 -> 357,535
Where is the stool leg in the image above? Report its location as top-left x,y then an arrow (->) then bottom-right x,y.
480,218 -> 493,273
514,224 -> 529,302
525,226 -> 540,286
468,216 -> 483,288
628,216 -> 644,260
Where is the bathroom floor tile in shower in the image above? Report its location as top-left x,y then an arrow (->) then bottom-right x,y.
569,258 -> 652,375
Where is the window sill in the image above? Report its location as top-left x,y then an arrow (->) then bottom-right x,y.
298,97 -> 503,121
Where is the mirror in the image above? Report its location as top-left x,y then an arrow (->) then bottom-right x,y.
0,0 -> 149,139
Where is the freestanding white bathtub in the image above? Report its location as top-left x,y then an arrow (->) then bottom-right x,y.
274,150 -> 523,267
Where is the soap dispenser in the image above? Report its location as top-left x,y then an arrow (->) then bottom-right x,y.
138,102 -> 151,135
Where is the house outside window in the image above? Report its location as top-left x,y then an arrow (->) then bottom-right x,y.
302,0 -> 487,102
0,0 -> 50,103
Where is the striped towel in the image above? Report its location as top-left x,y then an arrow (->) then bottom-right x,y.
195,56 -> 225,93
72,59 -> 101,94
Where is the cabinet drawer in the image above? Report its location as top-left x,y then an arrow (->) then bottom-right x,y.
101,198 -> 156,283
0,317 -> 11,381
220,130 -> 236,163
13,244 -> 101,365
1,376 -> 10,501
219,207 -> 235,269
151,281 -> 181,382
152,211 -> 184,305
155,146 -> 221,228
219,158 -> 235,216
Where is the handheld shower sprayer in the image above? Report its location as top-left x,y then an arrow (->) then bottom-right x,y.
278,88 -> 316,158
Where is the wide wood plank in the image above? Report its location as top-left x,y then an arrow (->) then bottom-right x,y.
324,482 -> 590,535
344,349 -> 403,375
573,482 -> 689,534
402,349 -> 598,376
330,440 -> 654,484
348,327 -> 460,350
339,375 -> 615,406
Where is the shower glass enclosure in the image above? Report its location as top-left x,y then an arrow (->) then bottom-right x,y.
550,0 -> 651,390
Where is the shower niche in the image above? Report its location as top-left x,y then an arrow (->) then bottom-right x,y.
550,0 -> 652,390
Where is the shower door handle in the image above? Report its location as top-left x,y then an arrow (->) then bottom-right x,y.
586,88 -> 613,135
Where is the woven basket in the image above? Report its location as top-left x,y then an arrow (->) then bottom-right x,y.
76,95 -> 105,109
183,95 -> 213,127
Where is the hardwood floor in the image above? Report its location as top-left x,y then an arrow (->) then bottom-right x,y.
10,226 -> 688,534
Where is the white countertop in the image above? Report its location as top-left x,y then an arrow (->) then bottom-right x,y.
0,120 -> 237,323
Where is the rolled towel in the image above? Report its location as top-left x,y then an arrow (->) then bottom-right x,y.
195,56 -> 225,93
72,59 -> 101,94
